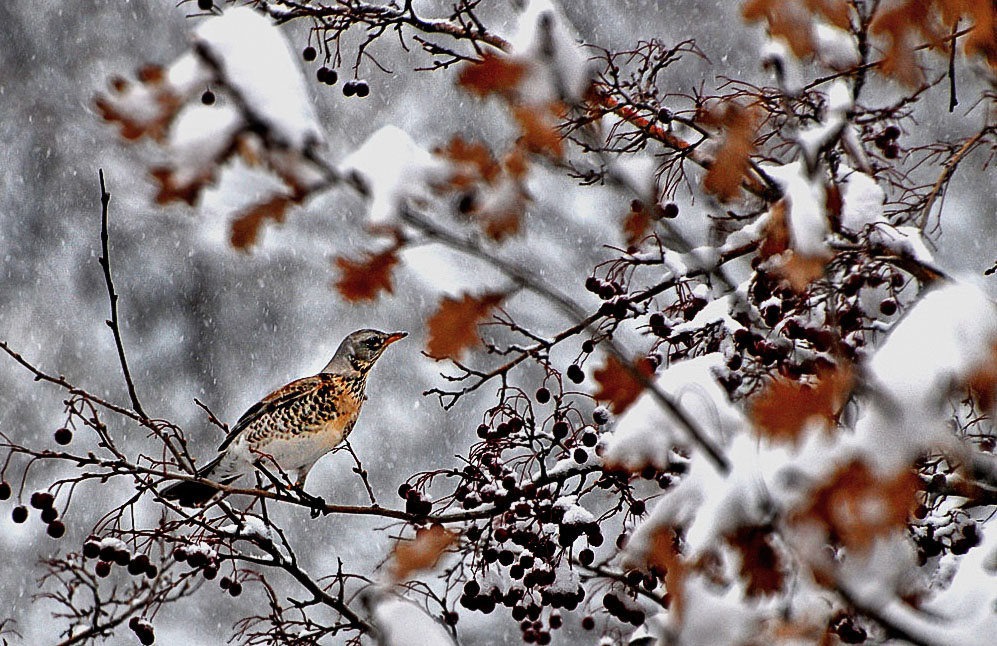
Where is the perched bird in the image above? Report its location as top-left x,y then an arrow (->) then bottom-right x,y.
162,329 -> 406,507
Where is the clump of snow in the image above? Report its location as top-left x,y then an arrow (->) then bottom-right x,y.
371,595 -> 455,646
554,495 -> 595,525
814,24 -> 860,69
604,354 -> 744,472
195,7 -> 323,152
162,103 -> 244,190
857,281 -> 997,470
839,168 -> 885,231
763,161 -> 829,258
870,224 -> 936,267
761,38 -> 804,94
797,80 -> 852,167
339,125 -> 451,226
510,0 -> 594,104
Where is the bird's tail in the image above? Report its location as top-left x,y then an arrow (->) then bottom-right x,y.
161,455 -> 226,507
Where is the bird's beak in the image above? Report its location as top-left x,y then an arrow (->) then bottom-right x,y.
383,331 -> 407,346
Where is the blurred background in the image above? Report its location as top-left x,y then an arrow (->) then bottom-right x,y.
1,1 -> 994,643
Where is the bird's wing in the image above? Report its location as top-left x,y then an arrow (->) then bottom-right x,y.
217,375 -> 328,452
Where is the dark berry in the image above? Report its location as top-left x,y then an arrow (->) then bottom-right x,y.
581,340 -> 595,353
203,566 -> 218,580
302,46 -> 317,61
397,483 -> 411,499
343,80 -> 357,97
172,547 -> 188,562
54,428 -> 73,445
197,0 -> 212,10
883,143 -> 899,159
0,481 -> 9,501
95,561 -> 111,577
578,548 -> 594,566
83,540 -> 100,559
582,431 -> 598,447
444,611 -> 458,626
476,424 -> 489,439
593,408 -> 610,425
879,299 -> 897,316
631,499 -> 646,515
726,354 -> 742,371
656,108 -> 672,123
884,125 -> 900,140
662,202 -> 679,219
145,564 -> 158,579
572,448 -> 587,464
585,277 -> 601,293
30,491 -> 54,509
129,617 -> 141,631
581,616 -> 595,630
228,581 -> 242,596
139,628 -> 155,646
566,364 -> 584,383
535,388 -> 551,404
499,550 -> 515,566
355,80 -> 370,97
100,544 -> 117,562
40,507 -> 58,523
200,90 -> 215,105
463,580 -> 480,597
114,549 -> 132,567
128,555 -> 150,576
552,421 -> 569,440
11,506 -> 27,523
47,520 -> 65,538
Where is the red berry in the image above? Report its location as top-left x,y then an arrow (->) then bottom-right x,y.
354,80 -> 370,97
661,202 -> 679,219
535,387 -> 551,404
30,491 -> 54,509
302,46 -> 317,61
879,299 -> 897,316
40,507 -> 58,523
83,540 -> 100,559
342,80 -> 357,97
54,428 -> 73,445
566,365 -> 584,384
95,561 -> 111,577
228,581 -> 242,597
47,520 -> 66,538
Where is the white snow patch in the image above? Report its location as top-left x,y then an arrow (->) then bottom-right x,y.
763,161 -> 829,258
510,0 -> 593,104
372,595 -> 455,646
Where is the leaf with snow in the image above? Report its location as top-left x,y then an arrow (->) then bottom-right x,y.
333,247 -> 400,303
593,355 -> 655,415
372,595 -> 456,646
391,524 -> 456,582
727,525 -> 784,597
426,292 -> 504,360
512,104 -> 564,158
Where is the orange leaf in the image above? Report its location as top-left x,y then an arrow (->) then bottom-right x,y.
391,524 -> 456,582
333,247 -> 400,303
229,196 -> 291,250
703,103 -> 759,202
149,166 -> 216,207
794,459 -> 919,552
760,200 -> 791,258
623,204 -> 653,247
426,292 -> 504,360
457,53 -> 527,97
593,355 -> 655,414
751,364 -> 853,444
436,136 -> 501,187
727,526 -> 784,597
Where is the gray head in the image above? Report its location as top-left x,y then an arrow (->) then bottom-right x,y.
322,329 -> 407,375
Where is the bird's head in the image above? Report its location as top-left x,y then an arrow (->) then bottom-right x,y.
323,329 -> 407,375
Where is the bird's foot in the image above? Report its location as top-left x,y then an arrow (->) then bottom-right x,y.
292,484 -> 327,518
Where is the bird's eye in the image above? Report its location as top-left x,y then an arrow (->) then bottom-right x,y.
364,338 -> 378,348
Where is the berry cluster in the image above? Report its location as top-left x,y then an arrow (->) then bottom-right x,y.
873,125 -> 901,160
83,536 -> 159,579
173,543 -> 221,581
128,616 -> 156,645
397,483 -> 432,518
301,46 -> 370,98
11,491 -> 67,537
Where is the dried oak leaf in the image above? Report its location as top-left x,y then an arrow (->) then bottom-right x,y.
457,53 -> 527,97
759,200 -> 830,291
333,247 -> 400,303
727,525 -> 784,597
229,196 -> 292,250
751,364 -> 853,444
150,166 -> 216,207
391,524 -> 456,582
793,458 -> 919,552
703,102 -> 760,202
426,291 -> 504,360
623,204 -> 653,247
593,355 -> 656,414
742,0 -> 851,59
94,65 -> 181,142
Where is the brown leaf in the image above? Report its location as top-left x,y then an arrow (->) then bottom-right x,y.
703,102 -> 759,202
966,342 -> 997,410
426,292 -> 504,360
457,53 -> 528,97
333,247 -> 400,303
481,207 -> 522,241
229,196 -> 291,250
512,105 -> 564,159
436,136 -> 501,187
794,458 -> 919,552
391,524 -> 456,582
149,166 -> 216,206
593,355 -> 656,414
760,200 -> 791,258
751,364 -> 853,444
778,251 -> 830,292
623,201 -> 653,247
647,527 -> 686,619
727,526 -> 784,597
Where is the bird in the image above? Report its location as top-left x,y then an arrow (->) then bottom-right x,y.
161,329 -> 406,508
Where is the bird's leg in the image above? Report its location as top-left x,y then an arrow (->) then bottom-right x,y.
292,461 -> 327,518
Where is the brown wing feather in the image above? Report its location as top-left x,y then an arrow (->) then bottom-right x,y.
217,375 -> 327,451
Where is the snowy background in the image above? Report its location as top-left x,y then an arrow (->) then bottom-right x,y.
1,0 -> 996,644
